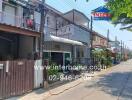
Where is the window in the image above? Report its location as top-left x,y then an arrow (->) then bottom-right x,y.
57,21 -> 61,28
93,35 -> 96,41
80,48 -> 84,57
46,16 -> 50,26
68,27 -> 70,31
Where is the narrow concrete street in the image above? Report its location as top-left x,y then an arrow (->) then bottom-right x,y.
45,59 -> 132,100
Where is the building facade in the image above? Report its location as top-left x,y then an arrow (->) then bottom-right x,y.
33,4 -> 91,65
0,0 -> 40,60
0,0 -> 111,65
92,31 -> 108,48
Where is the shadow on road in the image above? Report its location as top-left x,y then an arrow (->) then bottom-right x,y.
85,72 -> 132,100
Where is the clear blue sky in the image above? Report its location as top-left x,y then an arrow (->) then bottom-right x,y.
46,0 -> 132,49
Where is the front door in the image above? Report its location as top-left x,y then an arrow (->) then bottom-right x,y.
64,53 -> 71,65
51,52 -> 63,65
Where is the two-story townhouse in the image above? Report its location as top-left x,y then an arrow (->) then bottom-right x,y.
0,0 -> 44,98
0,0 -> 91,65
62,9 -> 91,64
0,0 -> 40,60
39,6 -> 91,66
92,31 -> 108,48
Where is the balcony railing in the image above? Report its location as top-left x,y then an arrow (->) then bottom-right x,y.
44,24 -> 73,39
0,11 -> 40,32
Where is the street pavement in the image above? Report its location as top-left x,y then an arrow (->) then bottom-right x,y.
45,59 -> 132,100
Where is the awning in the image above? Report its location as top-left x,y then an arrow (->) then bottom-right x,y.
45,34 -> 84,46
0,23 -> 40,37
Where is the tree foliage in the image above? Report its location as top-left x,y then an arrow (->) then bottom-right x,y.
92,48 -> 112,67
106,0 -> 132,30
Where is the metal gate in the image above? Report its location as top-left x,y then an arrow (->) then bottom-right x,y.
0,60 -> 34,99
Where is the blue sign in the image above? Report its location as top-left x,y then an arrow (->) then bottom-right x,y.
92,6 -> 111,21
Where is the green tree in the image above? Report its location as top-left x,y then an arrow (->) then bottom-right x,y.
92,48 -> 112,67
106,0 -> 132,31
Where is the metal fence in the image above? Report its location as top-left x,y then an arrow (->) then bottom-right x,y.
0,60 -> 34,99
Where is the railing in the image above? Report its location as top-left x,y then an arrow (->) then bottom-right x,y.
47,24 -> 90,44
45,24 -> 81,38
0,11 -> 40,32
43,24 -> 73,39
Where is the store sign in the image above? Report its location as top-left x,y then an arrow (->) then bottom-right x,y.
93,12 -> 111,18
92,6 -> 111,21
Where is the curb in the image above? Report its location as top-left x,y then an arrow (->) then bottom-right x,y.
49,78 -> 83,95
8,68 -> 114,100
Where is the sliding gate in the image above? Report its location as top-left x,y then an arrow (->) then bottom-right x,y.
0,60 -> 34,99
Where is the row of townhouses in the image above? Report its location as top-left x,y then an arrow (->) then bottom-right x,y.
0,0 -> 92,65
0,0 -> 109,64
0,0 -> 109,99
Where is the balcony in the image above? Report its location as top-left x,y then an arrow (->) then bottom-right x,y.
0,11 -> 40,35
47,24 -> 90,44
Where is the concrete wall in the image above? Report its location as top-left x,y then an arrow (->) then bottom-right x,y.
19,36 -> 34,59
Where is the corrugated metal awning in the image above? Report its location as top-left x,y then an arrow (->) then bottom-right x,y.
45,34 -> 84,46
0,23 -> 40,37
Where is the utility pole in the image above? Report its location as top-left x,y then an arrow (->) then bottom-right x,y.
121,40 -> 123,61
107,29 -> 109,66
107,29 -> 109,48
122,42 -> 125,61
39,0 -> 49,88
90,16 -> 93,62
90,16 -> 93,56
125,45 -> 127,60
39,0 -> 45,60
115,36 -> 117,63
